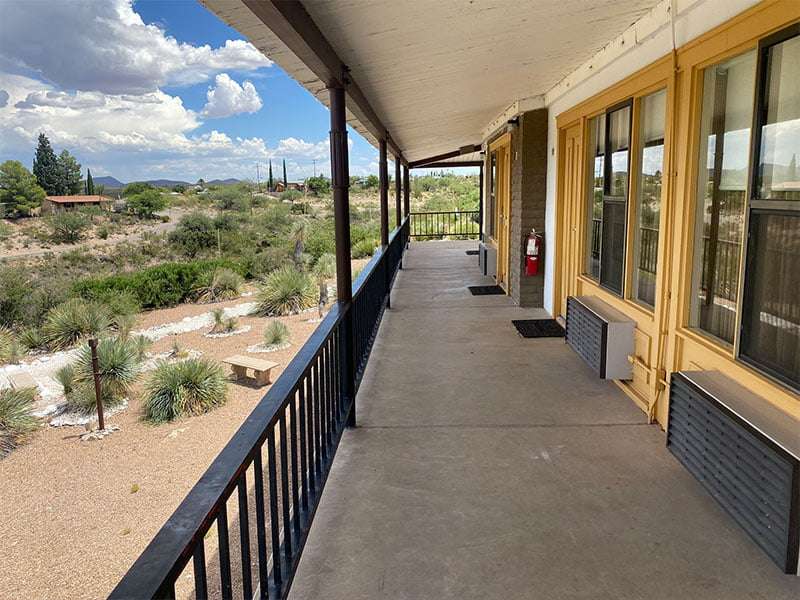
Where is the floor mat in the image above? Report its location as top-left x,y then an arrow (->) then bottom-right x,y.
468,285 -> 505,296
512,319 -> 565,338
465,249 -> 479,255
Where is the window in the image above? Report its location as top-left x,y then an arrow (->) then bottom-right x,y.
740,27 -> 800,388
584,104 -> 632,294
488,151 -> 497,238
689,50 -> 756,344
632,90 -> 667,307
600,102 -> 632,294
585,115 -> 605,279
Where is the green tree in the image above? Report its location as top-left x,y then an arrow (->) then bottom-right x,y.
85,169 -> 94,195
282,159 -> 287,187
364,174 -> 380,189
56,150 -> 82,195
0,161 -> 46,217
32,133 -> 59,195
306,175 -> 330,196
268,160 -> 274,191
126,188 -> 167,218
122,181 -> 153,197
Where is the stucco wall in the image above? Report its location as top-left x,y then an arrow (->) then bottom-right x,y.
540,0 -> 761,315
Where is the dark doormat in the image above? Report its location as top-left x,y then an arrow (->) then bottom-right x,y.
465,249 -> 479,256
468,285 -> 505,295
512,319 -> 565,338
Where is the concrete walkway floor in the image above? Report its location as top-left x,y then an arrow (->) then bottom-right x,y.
289,240 -> 800,600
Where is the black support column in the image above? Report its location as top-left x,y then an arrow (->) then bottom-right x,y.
478,161 -> 484,241
403,164 -> 410,217
395,156 -> 402,228
379,138 -> 389,247
329,84 -> 356,427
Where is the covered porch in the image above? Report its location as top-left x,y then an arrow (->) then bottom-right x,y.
290,240 -> 797,599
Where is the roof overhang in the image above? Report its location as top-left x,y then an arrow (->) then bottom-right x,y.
202,0 -> 662,162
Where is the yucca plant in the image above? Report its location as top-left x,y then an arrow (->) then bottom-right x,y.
19,327 -> 46,352
352,238 -> 378,259
143,358 -> 228,423
0,327 -> 15,364
60,336 -> 143,414
0,387 -> 39,458
254,266 -> 315,316
313,253 -> 336,282
263,320 -> 290,346
42,298 -> 112,350
224,317 -> 238,333
194,268 -> 243,303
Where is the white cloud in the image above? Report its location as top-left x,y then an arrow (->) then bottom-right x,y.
0,73 -> 332,182
0,0 -> 271,95
202,74 -> 262,119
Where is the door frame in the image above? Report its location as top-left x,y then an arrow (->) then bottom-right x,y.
555,121 -> 584,318
489,133 -> 512,291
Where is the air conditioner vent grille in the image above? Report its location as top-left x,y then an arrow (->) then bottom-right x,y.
566,296 -> 606,377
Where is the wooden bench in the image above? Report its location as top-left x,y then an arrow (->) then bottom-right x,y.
222,355 -> 279,386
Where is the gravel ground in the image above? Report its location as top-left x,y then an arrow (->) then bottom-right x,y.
0,300 -> 325,600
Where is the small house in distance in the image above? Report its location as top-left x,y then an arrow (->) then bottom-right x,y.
42,195 -> 112,214
273,181 -> 305,193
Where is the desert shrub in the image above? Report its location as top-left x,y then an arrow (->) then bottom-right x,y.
0,327 -> 22,364
352,238 -> 378,259
0,222 -> 12,242
169,212 -> 216,257
96,289 -> 141,321
48,210 -> 90,243
72,258 -> 247,309
97,225 -> 110,239
212,212 -> 241,232
0,267 -> 32,327
305,175 -> 330,196
254,266 -> 315,316
42,298 -> 112,350
279,189 -> 302,202
313,253 -> 336,281
242,247 -> 292,278
194,268 -> 243,303
18,327 -> 45,352
304,219 -> 335,260
60,336 -> 143,414
263,320 -> 289,346
143,358 -> 228,423
0,387 -> 39,458
213,186 -> 250,211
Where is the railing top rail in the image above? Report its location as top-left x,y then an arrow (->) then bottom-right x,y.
353,218 -> 407,296
409,210 -> 479,215
108,301 -> 347,599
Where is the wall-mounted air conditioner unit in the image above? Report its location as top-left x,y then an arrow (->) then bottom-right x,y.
478,242 -> 497,278
667,371 -> 800,575
565,296 -> 634,380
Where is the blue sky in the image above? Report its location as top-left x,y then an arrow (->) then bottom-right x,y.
0,0 -> 387,183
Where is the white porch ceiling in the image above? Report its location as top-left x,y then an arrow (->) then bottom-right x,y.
202,0 -> 661,162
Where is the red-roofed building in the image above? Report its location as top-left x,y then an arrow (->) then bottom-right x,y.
42,195 -> 112,214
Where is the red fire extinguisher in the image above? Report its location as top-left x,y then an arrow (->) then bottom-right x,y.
525,229 -> 543,276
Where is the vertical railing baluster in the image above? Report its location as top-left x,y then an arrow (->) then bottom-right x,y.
289,391 -> 300,538
267,429 -> 282,591
305,373 -> 317,493
314,359 -> 325,464
193,540 -> 208,600
298,382 -> 309,512
253,450 -> 269,599
217,504 -> 233,600
312,363 -> 322,475
237,476 -> 252,600
279,412 -> 292,566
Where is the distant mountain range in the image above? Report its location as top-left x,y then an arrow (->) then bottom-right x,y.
93,176 -> 242,189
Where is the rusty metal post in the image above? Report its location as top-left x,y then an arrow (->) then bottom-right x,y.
88,338 -> 105,431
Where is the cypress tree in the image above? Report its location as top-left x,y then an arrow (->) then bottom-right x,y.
32,133 -> 59,195
282,159 -> 287,188
268,160 -> 274,191
86,169 -> 94,195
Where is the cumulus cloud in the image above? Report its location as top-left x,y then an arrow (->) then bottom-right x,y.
0,73 -> 332,182
202,74 -> 262,118
0,0 -> 271,95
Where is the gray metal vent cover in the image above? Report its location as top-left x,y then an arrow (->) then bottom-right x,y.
667,372 -> 799,574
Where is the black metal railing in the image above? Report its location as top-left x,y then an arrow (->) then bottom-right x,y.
409,210 -> 479,239
109,218 -> 410,600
